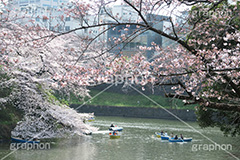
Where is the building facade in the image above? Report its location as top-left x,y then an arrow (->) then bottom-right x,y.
9,1 -> 176,59
11,0 -> 83,33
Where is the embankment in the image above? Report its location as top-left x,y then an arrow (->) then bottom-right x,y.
70,105 -> 196,121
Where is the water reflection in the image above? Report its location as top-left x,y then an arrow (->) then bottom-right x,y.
10,137 -> 98,160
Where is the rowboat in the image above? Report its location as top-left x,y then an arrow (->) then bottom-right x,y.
169,139 -> 184,142
109,132 -> 121,139
169,138 -> 192,142
161,136 -> 170,140
154,132 -> 170,139
83,117 -> 95,123
155,132 -> 162,138
11,137 -> 40,143
110,135 -> 121,139
87,117 -> 95,122
182,138 -> 192,142
109,126 -> 123,131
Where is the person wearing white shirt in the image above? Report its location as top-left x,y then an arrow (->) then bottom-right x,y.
164,131 -> 168,136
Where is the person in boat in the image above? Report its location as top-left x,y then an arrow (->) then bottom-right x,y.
113,130 -> 118,135
164,131 -> 168,136
160,131 -> 164,135
170,133 -> 174,138
174,135 -> 178,139
180,134 -> 184,140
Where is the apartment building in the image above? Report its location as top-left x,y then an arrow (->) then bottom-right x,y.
9,1 -> 177,58
11,0 -> 83,33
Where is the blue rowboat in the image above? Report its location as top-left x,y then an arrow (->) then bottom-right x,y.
183,138 -> 192,142
169,139 -> 184,142
11,137 -> 40,143
169,138 -> 192,142
161,136 -> 170,140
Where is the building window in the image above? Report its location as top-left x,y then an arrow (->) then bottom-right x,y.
65,26 -> 70,31
19,0 -> 28,3
42,4 -> 51,7
49,26 -> 54,31
35,17 -> 40,22
57,26 -> 62,32
65,17 -> 70,21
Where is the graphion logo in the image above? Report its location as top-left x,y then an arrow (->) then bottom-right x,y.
88,74 -> 155,86
191,10 -> 233,18
10,143 -> 51,150
192,143 -> 232,152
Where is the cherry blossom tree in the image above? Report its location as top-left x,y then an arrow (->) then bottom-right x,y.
59,0 -> 239,135
62,0 -> 239,118
0,5 -> 102,139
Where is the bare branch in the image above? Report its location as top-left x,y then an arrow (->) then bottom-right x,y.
202,101 -> 240,112
154,68 -> 240,77
103,6 -> 120,24
165,93 -> 193,100
123,0 -> 149,26
169,17 -> 178,38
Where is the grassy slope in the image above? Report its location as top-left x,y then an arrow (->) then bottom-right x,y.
68,90 -> 196,110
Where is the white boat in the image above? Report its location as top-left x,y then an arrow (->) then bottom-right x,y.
109,126 -> 123,131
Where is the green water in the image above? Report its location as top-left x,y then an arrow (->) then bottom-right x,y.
0,116 -> 239,160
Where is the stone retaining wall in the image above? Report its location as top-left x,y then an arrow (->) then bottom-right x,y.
70,105 -> 196,121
